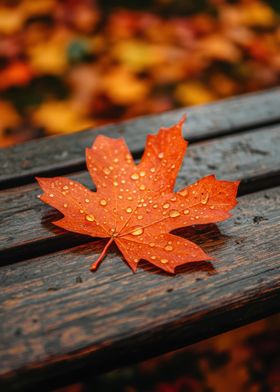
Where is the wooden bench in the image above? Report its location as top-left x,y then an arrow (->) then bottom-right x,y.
1,88 -> 280,391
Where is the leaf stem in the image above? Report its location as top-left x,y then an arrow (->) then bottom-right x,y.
90,237 -> 114,271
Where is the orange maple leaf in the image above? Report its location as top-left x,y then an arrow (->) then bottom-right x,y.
37,116 -> 239,273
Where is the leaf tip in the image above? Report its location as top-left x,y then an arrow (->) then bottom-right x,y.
178,113 -> 187,127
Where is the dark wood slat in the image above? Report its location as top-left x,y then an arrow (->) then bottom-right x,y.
1,88 -> 280,189
0,186 -> 279,391
0,125 -> 279,259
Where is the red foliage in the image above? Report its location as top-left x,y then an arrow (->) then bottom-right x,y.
37,117 -> 239,273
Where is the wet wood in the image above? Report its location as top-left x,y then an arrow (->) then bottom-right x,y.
0,186 -> 279,391
1,125 -> 279,260
1,88 -> 280,189
1,88 -> 280,391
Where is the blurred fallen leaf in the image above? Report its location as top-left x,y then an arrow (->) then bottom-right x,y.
101,67 -> 150,105
175,82 -> 216,105
32,101 -> 93,134
0,62 -> 33,90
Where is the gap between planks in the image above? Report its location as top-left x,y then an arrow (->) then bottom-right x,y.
0,123 -> 280,266
1,88 -> 280,190
0,186 -> 279,391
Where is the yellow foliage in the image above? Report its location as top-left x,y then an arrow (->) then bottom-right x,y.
242,2 -> 276,27
0,101 -> 21,134
32,101 -> 93,135
102,67 -> 149,105
112,40 -> 165,72
0,6 -> 24,35
27,40 -> 68,74
175,82 -> 216,106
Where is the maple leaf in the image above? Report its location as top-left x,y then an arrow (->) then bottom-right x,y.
37,116 -> 239,273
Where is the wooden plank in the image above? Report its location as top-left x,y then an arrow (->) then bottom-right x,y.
1,88 -> 280,189
0,186 -> 279,391
1,125 -> 279,260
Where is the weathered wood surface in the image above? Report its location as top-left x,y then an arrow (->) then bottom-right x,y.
1,125 -> 279,260
0,186 -> 279,391
1,88 -> 280,189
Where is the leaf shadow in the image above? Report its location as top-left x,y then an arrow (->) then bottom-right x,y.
136,223 -> 229,276
40,208 -> 229,277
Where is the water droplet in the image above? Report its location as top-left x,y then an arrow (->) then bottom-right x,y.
49,193 -> 54,198
118,195 -> 123,199
149,242 -> 155,247
86,214 -> 95,222
195,215 -> 199,219
210,206 -> 214,209
151,256 -> 156,260
131,227 -> 143,236
126,207 -> 132,213
80,209 -> 84,213
113,158 -> 119,163
63,203 -> 68,208
100,199 -> 107,206
153,204 -> 158,209
131,173 -> 139,180
183,209 -> 190,215
113,181 -> 118,187
169,210 -> 180,218
201,193 -> 209,204
163,203 -> 170,209
171,197 -> 177,202
158,152 -> 164,159
137,215 -> 143,220
127,196 -> 133,200
63,185 -> 68,190
160,258 -> 168,264
164,245 -> 173,251
85,198 -> 90,203
103,168 -> 111,175
181,190 -> 188,197
139,184 -> 146,190
140,171 -> 146,177
150,167 -> 156,173
121,179 -> 126,184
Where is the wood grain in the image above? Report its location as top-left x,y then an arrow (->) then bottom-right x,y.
1,88 -> 280,189
0,186 -> 279,391
1,125 -> 280,260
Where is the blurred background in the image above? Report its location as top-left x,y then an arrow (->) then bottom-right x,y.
55,316 -> 279,392
1,1 -> 279,391
0,0 -> 280,147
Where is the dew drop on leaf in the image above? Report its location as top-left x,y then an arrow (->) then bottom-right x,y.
86,215 -> 95,222
169,210 -> 180,217
131,227 -> 144,236
131,173 -> 139,180
201,193 -> 209,204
